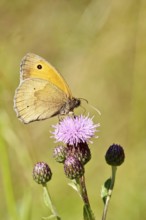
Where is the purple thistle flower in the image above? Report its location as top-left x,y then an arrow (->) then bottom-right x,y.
51,115 -> 100,145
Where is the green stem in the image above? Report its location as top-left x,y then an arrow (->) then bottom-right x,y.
101,166 -> 117,220
43,184 -> 61,220
77,175 -> 95,220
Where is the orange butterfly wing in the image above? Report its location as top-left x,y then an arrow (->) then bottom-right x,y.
20,53 -> 72,98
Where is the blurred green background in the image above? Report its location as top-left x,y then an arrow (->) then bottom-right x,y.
0,0 -> 146,219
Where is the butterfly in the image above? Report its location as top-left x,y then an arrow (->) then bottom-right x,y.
14,53 -> 80,124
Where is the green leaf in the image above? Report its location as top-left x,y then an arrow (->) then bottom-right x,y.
43,188 -> 51,208
68,181 -> 78,192
101,178 -> 111,204
68,179 -> 82,198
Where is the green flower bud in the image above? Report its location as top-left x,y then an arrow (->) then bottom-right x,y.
105,144 -> 125,166
33,162 -> 52,185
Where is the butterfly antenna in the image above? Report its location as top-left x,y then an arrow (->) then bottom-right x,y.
80,105 -> 87,114
88,103 -> 101,116
79,97 -> 88,104
79,98 -> 101,116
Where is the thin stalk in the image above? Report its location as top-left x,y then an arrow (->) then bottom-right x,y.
43,183 -> 61,220
102,166 -> 117,220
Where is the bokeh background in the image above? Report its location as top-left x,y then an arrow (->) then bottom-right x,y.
0,0 -> 146,219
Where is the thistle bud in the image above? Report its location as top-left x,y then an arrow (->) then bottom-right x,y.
53,145 -> 67,163
64,156 -> 84,179
66,142 -> 91,165
105,144 -> 125,166
33,162 -> 52,185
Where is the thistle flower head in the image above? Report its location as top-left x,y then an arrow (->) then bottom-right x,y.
52,115 -> 99,145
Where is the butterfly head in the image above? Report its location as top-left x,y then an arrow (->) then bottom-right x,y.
59,97 -> 81,116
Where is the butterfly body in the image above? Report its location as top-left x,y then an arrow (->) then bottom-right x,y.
14,53 -> 80,124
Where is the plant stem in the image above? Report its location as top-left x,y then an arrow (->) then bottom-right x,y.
43,183 -> 61,220
101,166 -> 117,220
77,175 -> 95,220
78,175 -> 90,205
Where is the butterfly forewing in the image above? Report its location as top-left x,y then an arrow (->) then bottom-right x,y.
20,53 -> 72,98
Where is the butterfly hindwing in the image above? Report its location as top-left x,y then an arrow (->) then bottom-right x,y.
14,78 -> 67,123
